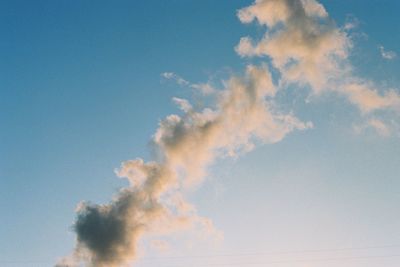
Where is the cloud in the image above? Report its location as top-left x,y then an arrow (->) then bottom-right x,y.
58,63 -> 310,266
162,72 -> 216,95
150,239 -> 170,252
342,81 -> 400,114
354,118 -> 391,137
161,72 -> 190,86
191,83 -> 215,95
379,45 -> 397,60
236,0 -> 349,91
368,119 -> 391,137
154,64 -> 311,187
58,1 -> 400,265
343,15 -> 360,31
237,0 -> 400,134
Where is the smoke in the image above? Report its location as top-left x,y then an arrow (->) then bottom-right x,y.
58,0 -> 400,266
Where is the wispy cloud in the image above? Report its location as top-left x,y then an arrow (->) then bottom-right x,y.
379,45 -> 397,60
368,119 -> 391,137
162,71 -> 215,95
161,72 -> 190,86
343,15 -> 360,31
354,118 -> 391,137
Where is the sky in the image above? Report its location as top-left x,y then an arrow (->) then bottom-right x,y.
1,0 -> 400,266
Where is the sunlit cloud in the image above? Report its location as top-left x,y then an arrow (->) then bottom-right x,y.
57,1 -> 399,266
58,63 -> 310,266
236,0 -> 400,135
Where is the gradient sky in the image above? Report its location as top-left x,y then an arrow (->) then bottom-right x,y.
1,1 -> 400,266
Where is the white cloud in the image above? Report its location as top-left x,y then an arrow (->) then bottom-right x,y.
379,45 -> 397,60
343,15 -> 360,31
162,72 -> 216,95
161,72 -> 190,86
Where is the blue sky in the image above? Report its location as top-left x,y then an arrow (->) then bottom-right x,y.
1,1 -> 400,266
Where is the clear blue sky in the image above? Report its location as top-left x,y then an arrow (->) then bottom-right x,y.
1,1 -> 400,266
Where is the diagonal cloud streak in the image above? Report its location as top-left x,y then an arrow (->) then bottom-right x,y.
57,64 -> 310,267
58,0 -> 400,266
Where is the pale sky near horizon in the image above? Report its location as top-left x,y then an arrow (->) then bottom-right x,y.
1,1 -> 400,266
